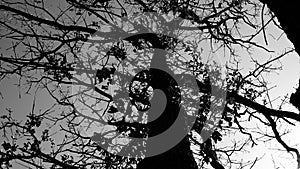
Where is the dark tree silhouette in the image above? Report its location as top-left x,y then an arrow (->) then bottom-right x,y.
259,0 -> 300,55
0,0 -> 300,169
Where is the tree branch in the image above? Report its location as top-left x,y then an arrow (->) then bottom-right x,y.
229,92 -> 300,121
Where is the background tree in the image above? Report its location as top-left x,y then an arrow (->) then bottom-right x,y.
258,0 -> 300,55
0,0 -> 300,169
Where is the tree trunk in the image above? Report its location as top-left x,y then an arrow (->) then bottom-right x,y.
135,36 -> 198,169
137,136 -> 198,169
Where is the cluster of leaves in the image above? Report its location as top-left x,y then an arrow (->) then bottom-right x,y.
107,45 -> 127,61
96,67 -> 116,84
25,114 -> 43,129
44,54 -> 74,82
129,70 -> 153,111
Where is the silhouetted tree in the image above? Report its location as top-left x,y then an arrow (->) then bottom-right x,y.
0,1 -> 300,169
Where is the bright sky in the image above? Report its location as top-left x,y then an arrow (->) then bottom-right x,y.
214,17 -> 300,169
1,1 -> 300,169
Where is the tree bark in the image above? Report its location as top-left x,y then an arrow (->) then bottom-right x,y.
133,34 -> 199,169
136,136 -> 198,169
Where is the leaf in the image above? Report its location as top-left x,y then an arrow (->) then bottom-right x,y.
212,131 -> 222,143
2,141 -> 11,150
107,106 -> 118,114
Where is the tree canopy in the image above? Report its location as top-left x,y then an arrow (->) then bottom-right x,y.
0,0 -> 300,169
